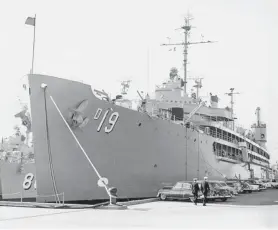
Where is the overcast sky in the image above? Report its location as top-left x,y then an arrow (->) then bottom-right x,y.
0,0 -> 277,163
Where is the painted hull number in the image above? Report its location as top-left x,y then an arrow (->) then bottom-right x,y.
23,173 -> 37,190
94,108 -> 119,133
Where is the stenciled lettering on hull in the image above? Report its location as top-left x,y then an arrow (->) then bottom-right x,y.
94,108 -> 119,133
67,100 -> 119,133
23,172 -> 37,190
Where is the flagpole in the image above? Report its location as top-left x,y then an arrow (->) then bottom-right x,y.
31,14 -> 36,74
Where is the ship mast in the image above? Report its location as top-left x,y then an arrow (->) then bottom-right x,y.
187,77 -> 203,102
225,88 -> 240,130
161,14 -> 216,96
256,107 -> 261,126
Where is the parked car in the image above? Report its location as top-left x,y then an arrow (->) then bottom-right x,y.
211,181 -> 238,196
198,180 -> 231,201
269,179 -> 278,189
261,179 -> 272,188
240,182 -> 253,193
226,181 -> 243,194
244,181 -> 260,191
246,179 -> 266,191
157,181 -> 194,201
157,181 -> 231,202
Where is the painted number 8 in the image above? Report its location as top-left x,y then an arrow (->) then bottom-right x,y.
23,173 -> 36,190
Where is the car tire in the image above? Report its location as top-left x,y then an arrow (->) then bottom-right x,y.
160,194 -> 167,201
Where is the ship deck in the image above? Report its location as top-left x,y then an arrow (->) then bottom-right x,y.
0,191 -> 277,229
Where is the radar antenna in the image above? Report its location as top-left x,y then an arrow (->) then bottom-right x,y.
120,80 -> 131,95
187,77 -> 204,102
161,13 -> 217,96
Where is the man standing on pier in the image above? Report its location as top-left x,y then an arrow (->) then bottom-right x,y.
201,177 -> 210,206
192,178 -> 199,205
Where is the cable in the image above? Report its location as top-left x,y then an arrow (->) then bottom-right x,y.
47,91 -> 112,200
198,140 -> 226,178
43,88 -> 60,203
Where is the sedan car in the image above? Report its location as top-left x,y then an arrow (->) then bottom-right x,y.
270,179 -> 278,189
261,180 -> 272,188
157,181 -> 231,202
157,182 -> 194,201
244,182 -> 260,191
215,181 -> 238,196
247,180 -> 267,191
226,181 -> 244,194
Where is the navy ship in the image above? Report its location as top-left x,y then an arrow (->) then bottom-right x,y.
1,16 -> 272,203
0,112 -> 37,201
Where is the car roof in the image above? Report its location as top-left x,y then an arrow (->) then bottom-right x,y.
175,181 -> 193,184
176,180 -> 230,184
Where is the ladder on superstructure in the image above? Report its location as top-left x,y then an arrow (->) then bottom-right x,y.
184,101 -> 206,125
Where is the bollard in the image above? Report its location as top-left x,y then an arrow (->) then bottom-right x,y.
109,187 -> 118,205
96,187 -> 127,210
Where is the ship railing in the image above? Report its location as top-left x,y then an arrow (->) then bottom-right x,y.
35,192 -> 65,205
0,192 -> 65,205
209,129 -> 239,145
0,192 -> 22,201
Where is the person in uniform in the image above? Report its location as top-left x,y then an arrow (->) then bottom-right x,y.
201,176 -> 210,206
192,178 -> 199,205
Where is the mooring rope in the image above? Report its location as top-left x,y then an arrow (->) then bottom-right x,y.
43,88 -> 61,204
45,88 -> 112,200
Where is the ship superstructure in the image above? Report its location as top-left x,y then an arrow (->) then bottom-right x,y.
136,16 -> 271,179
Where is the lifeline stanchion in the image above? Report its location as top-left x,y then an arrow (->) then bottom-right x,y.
62,192 -> 65,205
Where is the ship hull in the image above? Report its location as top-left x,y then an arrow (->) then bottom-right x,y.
28,74 -> 268,203
0,161 -> 36,201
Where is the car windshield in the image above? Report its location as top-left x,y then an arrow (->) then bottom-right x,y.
209,182 -> 219,188
226,183 -> 235,187
174,182 -> 192,190
185,183 -> 192,189
219,182 -> 227,187
174,182 -> 183,189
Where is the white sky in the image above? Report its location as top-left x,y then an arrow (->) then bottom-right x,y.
0,0 -> 277,163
